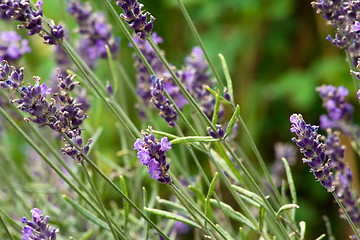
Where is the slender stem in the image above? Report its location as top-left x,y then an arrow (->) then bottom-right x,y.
60,132 -> 170,240
175,0 -> 224,89
332,191 -> 360,239
221,141 -> 291,239
60,40 -> 140,140
0,214 -> 15,240
237,115 -> 284,205
81,163 -> 122,240
168,183 -> 226,240
0,106 -> 125,237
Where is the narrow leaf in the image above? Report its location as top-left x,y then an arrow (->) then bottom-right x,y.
315,234 -> 326,240
120,176 -> 129,229
212,89 -> 221,125
259,206 -> 265,231
276,204 -> 299,221
63,195 -> 110,231
157,197 -> 189,216
206,86 -> 233,106
205,172 -> 219,222
231,185 -> 264,207
281,157 -> 297,205
188,185 -> 206,205
170,136 -> 219,144
105,44 -> 119,95
143,187 -> 149,240
224,105 -> 240,139
144,208 -> 201,229
209,199 -> 257,231
218,53 -> 234,101
300,221 -> 306,240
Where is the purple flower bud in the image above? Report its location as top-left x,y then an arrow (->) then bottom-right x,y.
290,114 -> 334,192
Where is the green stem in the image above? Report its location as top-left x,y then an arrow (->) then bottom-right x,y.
175,0 -> 224,89
60,40 -> 140,140
81,163 -> 123,240
332,191 -> 360,239
221,141 -> 291,240
168,183 -> 226,240
0,106 -> 125,237
0,214 -> 15,240
237,115 -> 284,206
60,133 -> 170,240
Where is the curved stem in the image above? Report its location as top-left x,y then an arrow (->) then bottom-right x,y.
332,191 -> 360,239
81,163 -> 123,240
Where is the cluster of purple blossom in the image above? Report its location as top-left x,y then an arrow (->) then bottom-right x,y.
150,75 -> 178,127
311,0 -> 360,63
290,114 -> 334,192
67,0 -> 120,69
0,61 -> 91,162
0,31 -> 30,63
134,127 -> 172,183
0,0 -> 64,45
21,208 -> 57,240
324,130 -> 360,224
131,32 -> 221,127
316,85 -> 353,134
110,0 -> 155,39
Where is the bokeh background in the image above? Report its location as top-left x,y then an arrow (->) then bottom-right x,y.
1,0 -> 359,239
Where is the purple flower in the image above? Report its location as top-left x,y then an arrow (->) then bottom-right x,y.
110,0 -> 155,39
1,0 -> 63,45
40,83 -> 51,97
130,32 -> 185,117
181,47 -> 221,120
311,0 -> 360,61
0,31 -> 31,62
134,127 -> 172,184
150,76 -> 178,127
67,0 -> 120,69
324,130 -> 360,224
160,137 -> 171,151
21,208 -> 57,240
0,61 -> 92,163
290,114 -> 334,192
316,85 -> 353,134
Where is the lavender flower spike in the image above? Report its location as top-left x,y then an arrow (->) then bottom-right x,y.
290,114 -> 334,192
21,208 -> 57,240
134,126 -> 172,184
110,0 -> 155,39
150,75 -> 178,127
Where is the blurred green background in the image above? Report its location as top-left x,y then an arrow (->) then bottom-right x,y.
1,0 -> 359,238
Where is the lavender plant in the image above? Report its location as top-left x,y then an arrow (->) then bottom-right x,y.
1,0 -> 360,240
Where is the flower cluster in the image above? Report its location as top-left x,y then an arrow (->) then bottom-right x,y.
290,114 -> 334,191
0,31 -> 31,62
150,76 -> 178,127
21,208 -> 57,240
134,127 -> 172,184
316,85 -> 353,134
0,0 -> 64,45
0,61 -> 91,162
130,32 -> 186,113
324,130 -> 360,224
181,47 -> 220,120
311,0 -> 360,61
67,0 -> 120,69
110,0 -> 155,39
